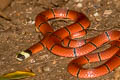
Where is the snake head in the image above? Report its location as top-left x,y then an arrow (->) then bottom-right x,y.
16,51 -> 30,61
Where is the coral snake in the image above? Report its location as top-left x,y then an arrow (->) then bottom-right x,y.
16,9 -> 120,78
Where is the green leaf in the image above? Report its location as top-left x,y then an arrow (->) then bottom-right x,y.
3,71 -> 35,79
0,77 -> 10,80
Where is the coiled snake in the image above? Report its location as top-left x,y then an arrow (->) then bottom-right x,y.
16,9 -> 120,78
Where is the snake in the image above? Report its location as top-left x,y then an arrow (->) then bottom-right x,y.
16,9 -> 120,78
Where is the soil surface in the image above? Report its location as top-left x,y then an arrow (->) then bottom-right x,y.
0,0 -> 120,80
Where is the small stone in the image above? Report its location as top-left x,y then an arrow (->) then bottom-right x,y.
43,66 -> 50,72
74,0 -> 83,2
94,12 -> 99,17
28,58 -> 36,63
28,20 -> 35,25
25,67 -> 32,71
11,68 -> 15,71
17,61 -> 22,64
79,0 -> 83,2
96,16 -> 102,21
52,60 -> 56,64
97,0 -> 101,2
64,0 -> 68,1
1,57 -> 5,60
76,3 -> 82,8
22,31 -> 26,35
60,57 -> 64,59
40,54 -> 49,60
103,10 -> 112,15
107,1 -> 112,4
37,67 -> 42,73
74,0 -> 80,2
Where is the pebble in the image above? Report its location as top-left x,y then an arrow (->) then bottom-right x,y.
28,20 -> 35,25
107,1 -> 112,4
57,70 -> 62,73
74,0 -> 80,2
95,16 -> 102,21
62,68 -> 65,70
64,0 -> 68,2
43,66 -> 50,72
74,0 -> 83,2
37,66 -> 43,73
16,0 -> 26,4
28,58 -> 36,63
97,0 -> 101,2
52,60 -> 57,64
40,54 -> 49,60
22,31 -> 26,35
10,68 -> 15,71
79,0 -> 83,2
25,7 -> 33,14
94,12 -> 99,17
1,57 -> 5,60
76,3 -> 82,8
103,10 -> 112,15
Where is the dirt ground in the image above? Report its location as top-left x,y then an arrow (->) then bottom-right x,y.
0,0 -> 120,80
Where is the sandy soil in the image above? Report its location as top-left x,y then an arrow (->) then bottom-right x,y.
0,0 -> 120,80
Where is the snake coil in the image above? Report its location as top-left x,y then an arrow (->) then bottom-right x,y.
16,9 -> 120,78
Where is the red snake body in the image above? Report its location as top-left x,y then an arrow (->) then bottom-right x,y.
16,9 -> 120,78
